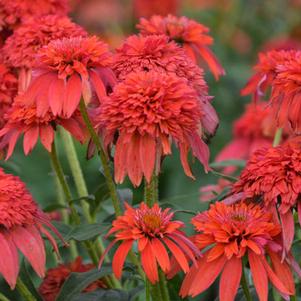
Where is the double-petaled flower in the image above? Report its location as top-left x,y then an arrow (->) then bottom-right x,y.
99,203 -> 200,284
137,14 -> 224,79
180,202 -> 295,301
0,168 -> 65,289
95,71 -> 212,186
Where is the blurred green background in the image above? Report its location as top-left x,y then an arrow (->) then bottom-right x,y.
2,0 -> 301,299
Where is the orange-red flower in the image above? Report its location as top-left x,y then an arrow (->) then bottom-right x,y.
23,36 -> 115,118
39,257 -> 106,301
112,34 -> 218,138
2,15 -> 87,91
137,15 -> 224,79
241,50 -> 301,133
95,71 -> 211,186
0,0 -> 69,32
233,143 -> 301,253
0,168 -> 65,289
0,97 -> 87,159
180,202 -> 295,301
99,203 -> 200,284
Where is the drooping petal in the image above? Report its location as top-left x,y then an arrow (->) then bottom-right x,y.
11,225 -> 46,278
163,237 -> 189,273
49,78 -> 65,116
39,126 -> 55,152
5,131 -> 20,160
112,240 -> 133,279
219,256 -> 242,301
188,253 -> 227,297
201,100 -> 219,136
114,134 -> 128,184
268,251 -> 295,295
280,211 -> 294,253
151,238 -> 170,273
63,74 -> 82,118
179,142 -> 194,179
0,232 -> 19,289
139,134 -> 156,183
141,241 -> 158,284
23,127 -> 39,155
248,251 -> 268,301
260,256 -> 292,296
60,118 -> 87,143
89,70 -> 107,103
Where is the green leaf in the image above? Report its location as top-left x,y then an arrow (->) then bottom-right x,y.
56,266 -> 112,301
43,203 -> 67,212
52,222 -> 109,242
210,159 -> 246,169
71,286 -> 143,301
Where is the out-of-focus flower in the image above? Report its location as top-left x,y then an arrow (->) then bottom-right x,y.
0,0 -> 69,33
0,97 -> 87,159
112,34 -> 218,137
2,15 -> 87,92
39,257 -> 106,301
22,36 -> 115,118
262,36 -> 301,51
241,50 -> 301,133
0,168 -> 65,289
232,143 -> 301,253
99,203 -> 200,283
200,179 -> 231,202
216,102 -> 275,171
0,63 -> 18,128
180,202 -> 295,301
137,15 -> 224,79
96,71 -> 211,186
133,0 -> 179,18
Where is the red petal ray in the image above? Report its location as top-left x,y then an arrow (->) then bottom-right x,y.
141,241 -> 158,284
23,127 -> 39,155
151,238 -> 170,273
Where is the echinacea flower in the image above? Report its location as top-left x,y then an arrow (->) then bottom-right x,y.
0,0 -> 69,33
216,102 -> 277,174
137,15 -> 225,79
0,168 -> 65,289
96,71 -> 211,186
39,257 -> 107,301
180,202 -> 295,301
99,203 -> 200,284
112,34 -> 218,137
23,36 -> 116,118
0,96 -> 87,159
232,143 -> 301,252
2,15 -> 87,91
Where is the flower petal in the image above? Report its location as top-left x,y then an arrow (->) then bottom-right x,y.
219,256 -> 242,301
151,238 -> 170,273
141,241 -> 158,284
49,78 -> 65,116
39,126 -> 55,152
280,211 -> 294,252
23,127 -> 39,155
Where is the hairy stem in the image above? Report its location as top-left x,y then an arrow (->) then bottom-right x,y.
0,293 -> 10,301
144,175 -> 158,206
15,278 -> 37,301
241,267 -> 252,301
158,269 -> 170,301
79,99 -> 122,216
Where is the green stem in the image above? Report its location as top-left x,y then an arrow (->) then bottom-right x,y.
0,293 -> 10,301
128,250 -> 145,278
158,269 -> 170,301
144,175 -> 158,206
150,282 -> 163,301
273,128 -> 283,147
79,99 -> 122,216
15,278 -> 37,301
241,268 -> 252,301
290,296 -> 297,301
60,129 -> 92,223
52,166 -> 78,259
145,278 -> 151,301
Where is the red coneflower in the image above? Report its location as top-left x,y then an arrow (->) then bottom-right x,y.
137,15 -> 225,79
112,34 -> 218,137
23,36 -> 116,118
0,168 -> 65,289
2,15 -> 87,92
0,96 -> 87,159
232,143 -> 301,253
39,257 -> 107,301
96,71 -> 211,186
133,0 -> 179,18
180,202 -> 295,301
99,203 -> 200,284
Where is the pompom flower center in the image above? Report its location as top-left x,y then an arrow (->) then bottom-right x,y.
142,213 -> 162,231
